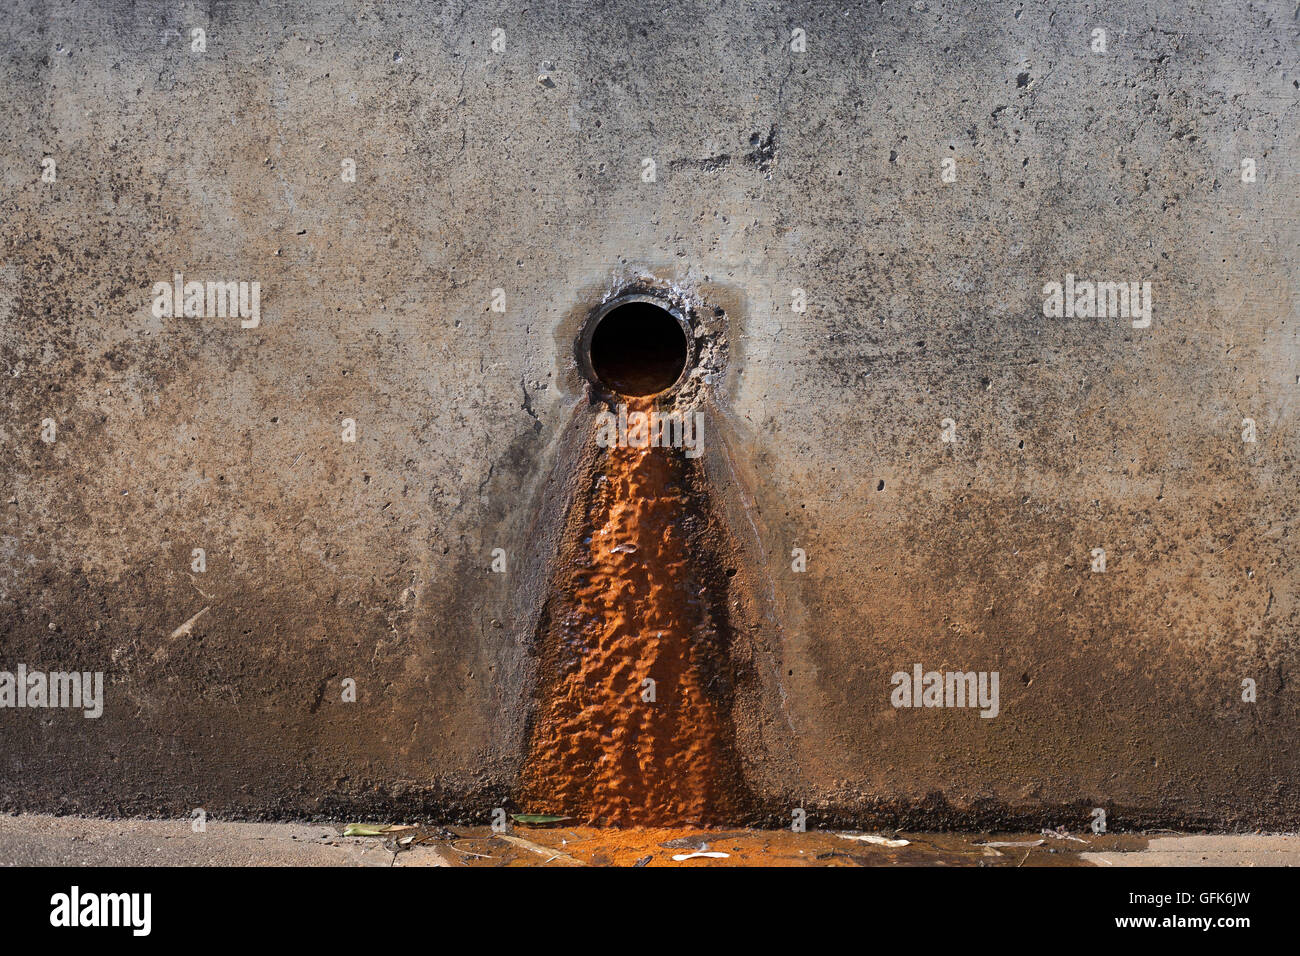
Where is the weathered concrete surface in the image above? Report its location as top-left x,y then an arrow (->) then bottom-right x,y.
0,1 -> 1296,826
2,814 -> 1296,867
0,814 -> 441,866
1083,834 -> 1300,867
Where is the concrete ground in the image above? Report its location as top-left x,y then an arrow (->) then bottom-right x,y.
1082,835 -> 1300,867
0,815 -> 1295,866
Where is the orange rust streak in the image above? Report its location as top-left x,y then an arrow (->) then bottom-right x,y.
520,398 -> 732,826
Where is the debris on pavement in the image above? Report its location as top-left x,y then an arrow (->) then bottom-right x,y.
497,833 -> 586,866
510,814 -> 571,826
342,823 -> 411,837
837,833 -> 911,847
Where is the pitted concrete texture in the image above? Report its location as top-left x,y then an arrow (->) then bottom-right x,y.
0,1 -> 1297,826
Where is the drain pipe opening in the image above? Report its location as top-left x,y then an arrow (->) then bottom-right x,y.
582,295 -> 692,397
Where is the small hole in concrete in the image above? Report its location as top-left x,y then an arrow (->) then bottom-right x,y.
588,299 -> 688,396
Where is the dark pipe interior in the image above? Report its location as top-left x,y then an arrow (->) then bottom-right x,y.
588,301 -> 688,396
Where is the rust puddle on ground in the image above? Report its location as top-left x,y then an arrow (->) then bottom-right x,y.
349,825 -> 1152,867
517,395 -> 747,826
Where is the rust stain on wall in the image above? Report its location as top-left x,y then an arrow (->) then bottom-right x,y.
519,397 -> 750,825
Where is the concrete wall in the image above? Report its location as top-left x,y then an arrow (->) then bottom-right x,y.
1,0 -> 1296,827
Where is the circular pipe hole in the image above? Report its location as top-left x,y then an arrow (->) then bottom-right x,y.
583,296 -> 691,397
